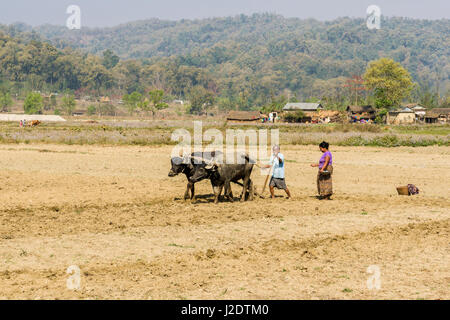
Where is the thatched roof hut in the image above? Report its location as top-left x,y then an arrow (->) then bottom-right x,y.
425,108 -> 450,123
346,105 -> 376,122
346,105 -> 376,114
226,111 -> 261,122
426,108 -> 450,116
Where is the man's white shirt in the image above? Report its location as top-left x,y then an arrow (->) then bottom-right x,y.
270,153 -> 285,179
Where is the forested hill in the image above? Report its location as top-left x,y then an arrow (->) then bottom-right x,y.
32,15 -> 450,62
0,14 -> 449,108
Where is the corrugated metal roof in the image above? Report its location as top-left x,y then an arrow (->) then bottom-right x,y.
283,103 -> 322,111
404,103 -> 426,110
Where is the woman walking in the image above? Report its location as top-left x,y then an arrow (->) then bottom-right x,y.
311,141 -> 333,200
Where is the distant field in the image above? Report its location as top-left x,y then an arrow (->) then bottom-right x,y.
0,120 -> 448,147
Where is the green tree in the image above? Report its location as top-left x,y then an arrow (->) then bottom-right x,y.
98,103 -> 117,116
23,92 -> 44,114
61,93 -> 76,115
50,94 -> 57,108
188,86 -> 215,115
261,94 -> 287,113
102,49 -> 120,69
0,92 -> 13,112
217,97 -> 236,110
441,93 -> 450,108
87,105 -> 96,115
123,91 -> 143,115
148,89 -> 168,116
375,108 -> 388,124
412,84 -> 439,108
363,58 -> 413,108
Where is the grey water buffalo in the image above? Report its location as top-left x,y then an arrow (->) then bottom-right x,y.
189,153 -> 254,204
168,151 -> 225,201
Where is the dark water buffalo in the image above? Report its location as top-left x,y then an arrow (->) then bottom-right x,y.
189,154 -> 254,204
168,151 -> 220,201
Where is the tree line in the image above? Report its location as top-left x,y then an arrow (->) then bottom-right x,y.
0,14 -> 449,114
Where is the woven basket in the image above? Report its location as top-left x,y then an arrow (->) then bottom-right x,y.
396,186 -> 409,195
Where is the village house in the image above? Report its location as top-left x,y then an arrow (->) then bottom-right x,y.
283,102 -> 323,112
282,103 -> 324,123
424,108 -> 450,124
386,107 -> 416,125
346,105 -> 376,123
403,103 -> 427,121
226,110 -> 262,123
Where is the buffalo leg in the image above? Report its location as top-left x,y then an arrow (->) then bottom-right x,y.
190,183 -> 196,202
241,179 -> 253,200
248,179 -> 254,201
184,183 -> 191,200
214,185 -> 223,204
225,181 -> 233,202
240,177 -> 249,202
227,183 -> 234,199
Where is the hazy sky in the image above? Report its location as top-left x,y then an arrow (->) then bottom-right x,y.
1,0 -> 449,27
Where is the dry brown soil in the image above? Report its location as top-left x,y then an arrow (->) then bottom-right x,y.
0,144 -> 448,299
